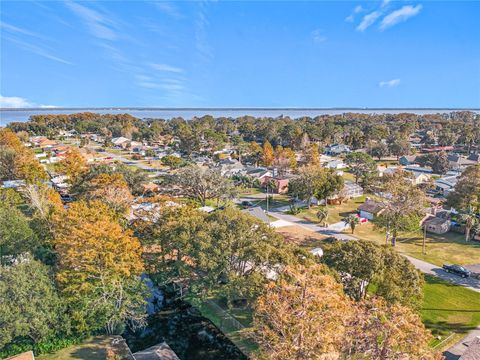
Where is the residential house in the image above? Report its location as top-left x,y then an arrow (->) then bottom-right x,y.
435,175 -> 459,196
324,159 -> 346,170
411,171 -> 431,185
448,154 -> 477,171
216,158 -> 246,177
357,200 -> 385,220
459,336 -> 480,360
5,351 -> 35,360
342,181 -> 364,198
1,180 -> 26,189
133,342 -> 180,360
111,137 -> 131,149
467,153 -> 480,163
263,176 -> 290,194
404,165 -> 433,174
399,155 -> 417,166
246,167 -> 273,185
324,144 -> 351,156
421,208 -> 452,234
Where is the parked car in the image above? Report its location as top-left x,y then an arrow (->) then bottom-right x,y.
241,201 -> 254,208
442,264 -> 471,278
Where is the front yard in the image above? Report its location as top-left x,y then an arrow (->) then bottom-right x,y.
296,196 -> 366,225
421,275 -> 480,349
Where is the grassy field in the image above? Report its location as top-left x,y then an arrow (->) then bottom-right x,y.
297,196 -> 366,225
421,275 -> 480,348
350,223 -> 480,266
37,336 -> 111,360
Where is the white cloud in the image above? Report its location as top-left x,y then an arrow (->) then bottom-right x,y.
0,95 -> 55,108
2,35 -> 72,65
150,63 -> 184,73
380,5 -> 422,30
379,79 -> 401,88
354,5 -> 364,13
311,29 -> 327,43
381,0 -> 391,8
356,11 -> 382,32
154,2 -> 182,19
65,1 -> 117,40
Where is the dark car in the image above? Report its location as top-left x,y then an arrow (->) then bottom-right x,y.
241,200 -> 254,208
442,264 -> 471,278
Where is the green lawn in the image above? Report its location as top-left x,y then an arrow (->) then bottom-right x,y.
421,275 -> 480,349
256,194 -> 292,209
238,187 -> 264,196
37,336 -> 111,360
350,223 -> 480,266
297,196 -> 366,225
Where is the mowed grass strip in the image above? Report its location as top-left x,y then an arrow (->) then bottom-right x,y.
421,275 -> 480,348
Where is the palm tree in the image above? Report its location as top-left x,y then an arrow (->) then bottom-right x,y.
343,213 -> 360,234
316,208 -> 329,227
459,208 -> 478,242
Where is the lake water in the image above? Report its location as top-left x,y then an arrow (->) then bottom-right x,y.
1,108 -> 479,126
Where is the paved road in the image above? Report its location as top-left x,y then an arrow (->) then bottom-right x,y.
268,208 -> 357,241
405,255 -> 480,293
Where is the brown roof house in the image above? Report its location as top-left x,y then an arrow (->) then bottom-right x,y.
421,208 -> 451,234
357,199 -> 385,220
5,351 -> 35,360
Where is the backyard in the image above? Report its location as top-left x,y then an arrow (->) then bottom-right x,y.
37,336 -> 112,360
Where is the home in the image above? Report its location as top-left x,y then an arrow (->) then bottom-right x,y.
245,167 -> 273,185
459,336 -> 480,360
448,154 -> 477,171
411,171 -> 431,185
399,155 -> 417,166
263,176 -> 290,194
324,159 -> 346,170
5,351 -> 35,360
357,199 -> 385,220
1,180 -> 26,189
342,181 -> 364,198
421,209 -> 452,234
404,165 -> 433,174
216,158 -> 246,177
111,136 -> 131,149
435,175 -> 459,196
324,144 -> 351,156
467,153 -> 480,163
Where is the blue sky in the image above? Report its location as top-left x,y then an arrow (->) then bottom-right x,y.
1,1 -> 479,108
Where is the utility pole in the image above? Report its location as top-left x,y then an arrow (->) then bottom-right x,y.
266,184 -> 269,215
422,224 -> 427,255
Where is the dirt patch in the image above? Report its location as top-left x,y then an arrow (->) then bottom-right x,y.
276,225 -> 328,248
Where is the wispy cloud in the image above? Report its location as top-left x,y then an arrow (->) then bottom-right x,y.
356,11 -> 382,32
150,63 -> 184,73
345,5 -> 364,23
0,94 -> 56,108
65,1 -> 117,40
153,2 -> 182,19
195,1 -> 213,61
380,5 -> 423,30
1,22 -> 71,64
381,0 -> 391,8
3,35 -> 72,64
379,79 -> 401,88
311,29 -> 327,43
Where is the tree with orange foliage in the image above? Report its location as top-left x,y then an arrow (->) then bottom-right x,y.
0,128 -> 47,183
53,200 -> 146,334
83,173 -> 133,216
262,140 -> 275,167
252,264 -> 352,360
344,297 -> 441,360
55,147 -> 87,185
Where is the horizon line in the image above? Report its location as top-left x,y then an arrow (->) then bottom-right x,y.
2,107 -> 480,111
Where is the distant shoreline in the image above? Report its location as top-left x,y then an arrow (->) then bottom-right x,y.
2,107 -> 480,112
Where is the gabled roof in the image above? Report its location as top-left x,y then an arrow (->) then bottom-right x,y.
358,200 -> 384,214
460,336 -> 480,360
